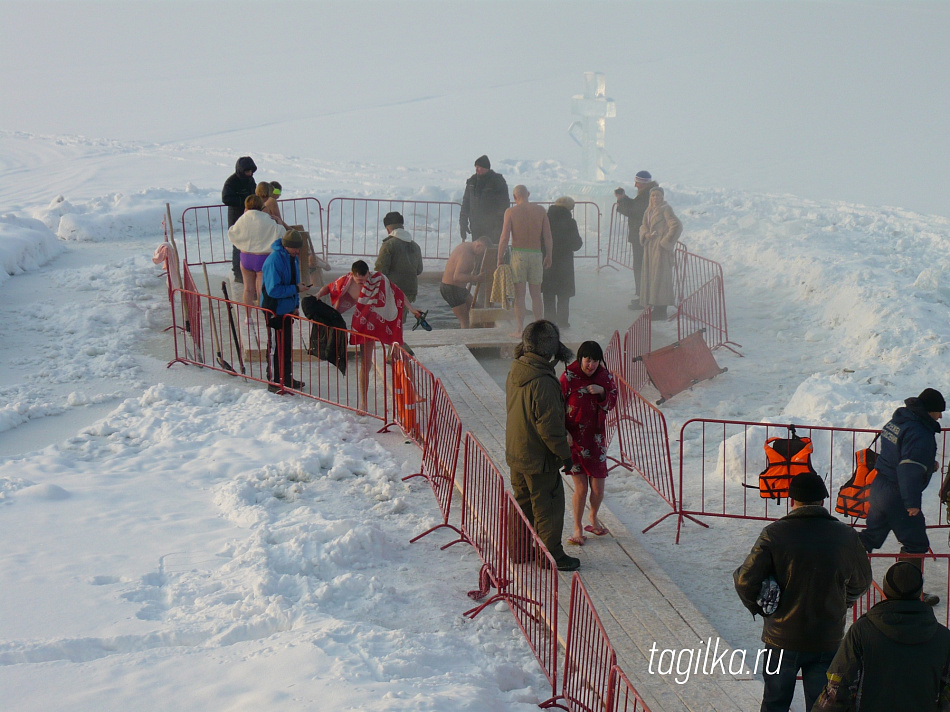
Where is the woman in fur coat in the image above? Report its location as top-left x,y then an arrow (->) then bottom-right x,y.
639,187 -> 682,320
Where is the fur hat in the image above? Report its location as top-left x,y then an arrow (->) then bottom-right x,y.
883,561 -> 924,601
554,196 -> 575,211
383,211 -> 404,227
515,320 -> 573,364
281,230 -> 303,249
635,170 -> 652,183
474,155 -> 491,169
917,388 -> 946,413
788,472 -> 828,503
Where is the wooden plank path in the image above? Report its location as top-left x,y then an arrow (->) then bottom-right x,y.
414,344 -> 762,712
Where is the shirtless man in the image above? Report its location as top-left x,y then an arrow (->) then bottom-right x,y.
440,237 -> 490,328
497,185 -> 552,337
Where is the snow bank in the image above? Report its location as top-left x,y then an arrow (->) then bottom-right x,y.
0,214 -> 64,286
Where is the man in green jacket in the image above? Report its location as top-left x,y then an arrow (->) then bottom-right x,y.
505,320 -> 579,572
815,561 -> 950,711
375,211 -> 424,305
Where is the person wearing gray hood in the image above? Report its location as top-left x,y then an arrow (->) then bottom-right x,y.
505,320 -> 579,572
815,561 -> 950,711
375,211 -> 423,304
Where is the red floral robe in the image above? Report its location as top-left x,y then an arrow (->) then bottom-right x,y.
327,271 -> 406,346
559,361 -> 618,478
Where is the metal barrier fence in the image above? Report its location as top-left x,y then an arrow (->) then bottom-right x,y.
325,197 -> 462,262
541,572 -> 617,711
622,309 -> 652,392
855,553 -> 950,627
404,380 -> 464,543
676,275 -> 742,356
607,666 -> 653,712
606,203 -> 634,272
534,201 -> 603,264
608,375 -> 678,531
444,433 -> 508,601
674,245 -> 721,310
673,418 -> 950,544
463,490 -> 561,696
180,197 -> 324,267
282,312 -> 389,421
388,345 -> 437,446
603,331 -> 623,451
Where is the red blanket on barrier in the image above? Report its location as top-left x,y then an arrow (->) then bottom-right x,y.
328,271 -> 405,346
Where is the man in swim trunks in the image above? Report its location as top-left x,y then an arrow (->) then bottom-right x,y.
496,185 -> 552,337
440,237 -> 490,328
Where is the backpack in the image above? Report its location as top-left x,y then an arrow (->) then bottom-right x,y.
835,434 -> 880,519
754,427 -> 818,502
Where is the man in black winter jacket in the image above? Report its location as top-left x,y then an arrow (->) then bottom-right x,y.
815,561 -> 950,711
614,170 -> 657,309
459,155 -> 509,245
860,388 -> 944,605
222,156 -> 257,282
734,472 -> 872,712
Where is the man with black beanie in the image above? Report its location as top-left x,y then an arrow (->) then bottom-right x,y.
734,472 -> 872,712
222,156 -> 257,282
459,154 -> 509,244
860,388 -> 945,605
815,561 -> 950,711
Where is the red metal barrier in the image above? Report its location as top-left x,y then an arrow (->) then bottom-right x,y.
180,197 -> 324,267
676,276 -> 742,356
281,312 -> 389,420
403,380 -> 464,543
387,345 -> 437,446
607,666 -> 653,712
621,309 -> 652,392
534,201 -> 603,264
608,375 -> 678,531
605,203 -> 634,272
603,331 -> 623,452
673,419 -> 950,543
325,197 -> 462,261
855,553 -> 950,627
463,490 -> 560,696
673,245 -> 720,309
442,433 -> 508,595
166,287 -> 274,386
541,573 -> 617,711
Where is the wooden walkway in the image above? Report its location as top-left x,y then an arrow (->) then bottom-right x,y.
414,344 -> 762,712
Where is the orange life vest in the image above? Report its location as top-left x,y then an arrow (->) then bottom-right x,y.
836,438 -> 879,519
393,360 -> 424,441
758,433 -> 817,501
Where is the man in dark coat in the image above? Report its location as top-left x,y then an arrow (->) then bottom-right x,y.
222,156 -> 257,282
815,561 -> 950,711
459,155 -> 509,244
860,388 -> 944,606
541,196 -> 583,329
505,320 -> 578,572
734,472 -> 872,712
614,170 -> 658,309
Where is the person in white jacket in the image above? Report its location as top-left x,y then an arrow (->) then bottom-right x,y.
228,194 -> 286,305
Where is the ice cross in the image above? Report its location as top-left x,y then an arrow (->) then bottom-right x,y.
568,72 -> 617,182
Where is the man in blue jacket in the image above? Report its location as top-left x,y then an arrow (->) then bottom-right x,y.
860,388 -> 944,605
261,230 -> 307,392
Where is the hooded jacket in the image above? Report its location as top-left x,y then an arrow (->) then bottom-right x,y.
460,170 -> 509,242
734,505 -> 872,652
261,239 -> 300,317
815,599 -> 950,711
541,205 -> 583,297
222,157 -> 257,228
505,352 -> 572,474
374,228 -> 423,302
874,398 -> 941,510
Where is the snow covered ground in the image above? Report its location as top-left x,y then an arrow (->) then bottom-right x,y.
3,2 -> 950,711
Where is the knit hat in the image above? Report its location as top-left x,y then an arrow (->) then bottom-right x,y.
281,230 -> 303,249
383,211 -> 404,227
515,319 -> 573,364
554,196 -> 575,210
788,472 -> 829,502
917,388 -> 946,413
635,170 -> 652,183
883,561 -> 924,601
474,155 -> 491,169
